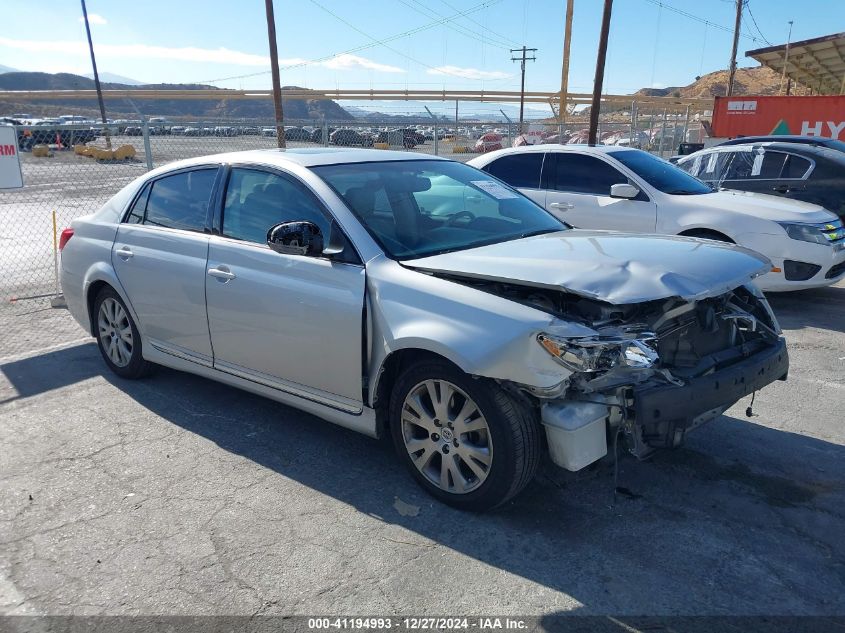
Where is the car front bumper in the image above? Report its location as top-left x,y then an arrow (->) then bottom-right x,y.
631,336 -> 789,449
750,239 -> 845,292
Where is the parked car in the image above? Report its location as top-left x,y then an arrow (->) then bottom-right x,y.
675,142 -> 845,221
717,135 -> 845,153
283,127 -> 311,142
474,132 -> 503,153
60,149 -> 789,510
374,129 -> 416,148
124,127 -> 143,136
329,128 -> 368,147
469,146 -> 845,291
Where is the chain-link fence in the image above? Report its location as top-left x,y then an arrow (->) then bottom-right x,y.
0,107 -> 708,356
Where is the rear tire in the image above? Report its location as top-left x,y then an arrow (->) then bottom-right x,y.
93,286 -> 153,379
389,360 -> 541,511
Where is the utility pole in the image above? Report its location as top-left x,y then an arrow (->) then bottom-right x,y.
264,0 -> 286,148
80,0 -> 111,149
779,20 -> 794,95
511,46 -> 537,133
726,0 -> 743,96
588,0 -> 613,145
558,0 -> 575,125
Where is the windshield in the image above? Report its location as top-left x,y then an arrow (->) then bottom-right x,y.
312,160 -> 566,259
607,149 -> 713,195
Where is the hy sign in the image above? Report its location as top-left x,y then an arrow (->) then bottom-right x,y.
0,125 -> 23,189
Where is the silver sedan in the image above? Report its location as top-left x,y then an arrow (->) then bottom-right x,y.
60,148 -> 788,510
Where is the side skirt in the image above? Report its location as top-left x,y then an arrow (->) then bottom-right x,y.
142,344 -> 379,439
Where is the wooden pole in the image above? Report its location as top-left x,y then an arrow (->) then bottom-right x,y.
80,0 -> 111,150
588,0 -> 613,145
726,0 -> 742,96
559,0 -> 575,124
264,0 -> 286,148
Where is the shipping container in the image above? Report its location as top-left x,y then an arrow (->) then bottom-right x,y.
711,95 -> 845,140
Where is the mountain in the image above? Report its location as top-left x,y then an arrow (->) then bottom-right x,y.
85,71 -> 145,85
0,64 -> 19,74
0,71 -> 353,122
634,66 -> 811,99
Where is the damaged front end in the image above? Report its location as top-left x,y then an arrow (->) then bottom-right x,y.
443,275 -> 789,470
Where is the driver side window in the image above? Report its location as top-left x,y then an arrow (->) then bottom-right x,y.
222,168 -> 330,244
552,153 -> 627,195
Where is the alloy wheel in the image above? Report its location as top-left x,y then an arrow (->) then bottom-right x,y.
97,297 -> 133,368
400,379 -> 493,494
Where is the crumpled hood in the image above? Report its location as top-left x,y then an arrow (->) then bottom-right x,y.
682,190 -> 835,223
403,230 -> 770,304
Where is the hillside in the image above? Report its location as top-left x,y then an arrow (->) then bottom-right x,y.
634,65 -> 811,99
0,71 -> 353,121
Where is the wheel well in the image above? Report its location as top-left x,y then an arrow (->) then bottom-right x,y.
372,349 -> 459,438
678,228 -> 735,243
86,280 -> 111,336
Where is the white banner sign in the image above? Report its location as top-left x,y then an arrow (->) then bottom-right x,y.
0,126 -> 23,189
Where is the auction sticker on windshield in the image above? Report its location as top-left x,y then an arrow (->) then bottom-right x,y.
0,125 -> 23,189
471,180 -> 518,199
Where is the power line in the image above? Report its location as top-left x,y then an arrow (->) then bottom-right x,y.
640,0 -> 765,44
196,0 -> 507,84
437,0 -> 521,46
399,0 -> 513,51
744,1 -> 772,46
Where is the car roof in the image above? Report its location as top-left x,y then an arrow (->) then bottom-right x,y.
719,135 -> 836,146
156,148 -> 448,171
703,141 -> 824,155
475,144 -> 637,157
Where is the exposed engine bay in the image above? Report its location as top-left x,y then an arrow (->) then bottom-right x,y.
436,273 -> 788,464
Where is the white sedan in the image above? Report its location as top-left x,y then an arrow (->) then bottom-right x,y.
469,145 -> 845,291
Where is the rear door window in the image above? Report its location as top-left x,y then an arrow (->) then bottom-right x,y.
143,169 -> 217,231
782,154 -> 812,179
483,153 -> 544,189
552,153 -> 627,195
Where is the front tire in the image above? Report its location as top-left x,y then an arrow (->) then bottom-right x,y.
93,286 -> 153,379
389,360 -> 541,511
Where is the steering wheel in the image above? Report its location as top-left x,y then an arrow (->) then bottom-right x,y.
445,210 -> 476,227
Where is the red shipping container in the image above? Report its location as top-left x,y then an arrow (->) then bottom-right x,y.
711,95 -> 845,140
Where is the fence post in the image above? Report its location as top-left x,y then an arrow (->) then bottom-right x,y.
658,108 -> 668,156
682,105 -> 691,145
49,210 -> 66,308
322,120 -> 329,147
141,117 -> 153,170
424,106 -> 438,156
499,109 -> 513,147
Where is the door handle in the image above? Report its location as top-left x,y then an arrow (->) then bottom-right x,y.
549,202 -> 575,210
772,185 -> 790,193
207,266 -> 236,281
115,246 -> 134,259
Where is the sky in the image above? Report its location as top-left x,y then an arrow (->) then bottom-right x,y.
1,0 -> 843,116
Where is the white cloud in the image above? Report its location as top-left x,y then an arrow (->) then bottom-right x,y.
0,37 -> 403,74
320,54 -> 404,73
0,37 -> 270,65
427,65 -> 510,80
79,13 -> 107,25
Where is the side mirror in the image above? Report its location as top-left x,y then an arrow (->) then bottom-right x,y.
267,221 -> 324,256
610,183 -> 640,199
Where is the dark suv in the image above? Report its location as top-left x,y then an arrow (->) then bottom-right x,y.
717,135 -> 845,153
676,142 -> 845,221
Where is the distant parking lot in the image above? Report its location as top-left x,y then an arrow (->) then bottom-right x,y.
1,280 -> 844,616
